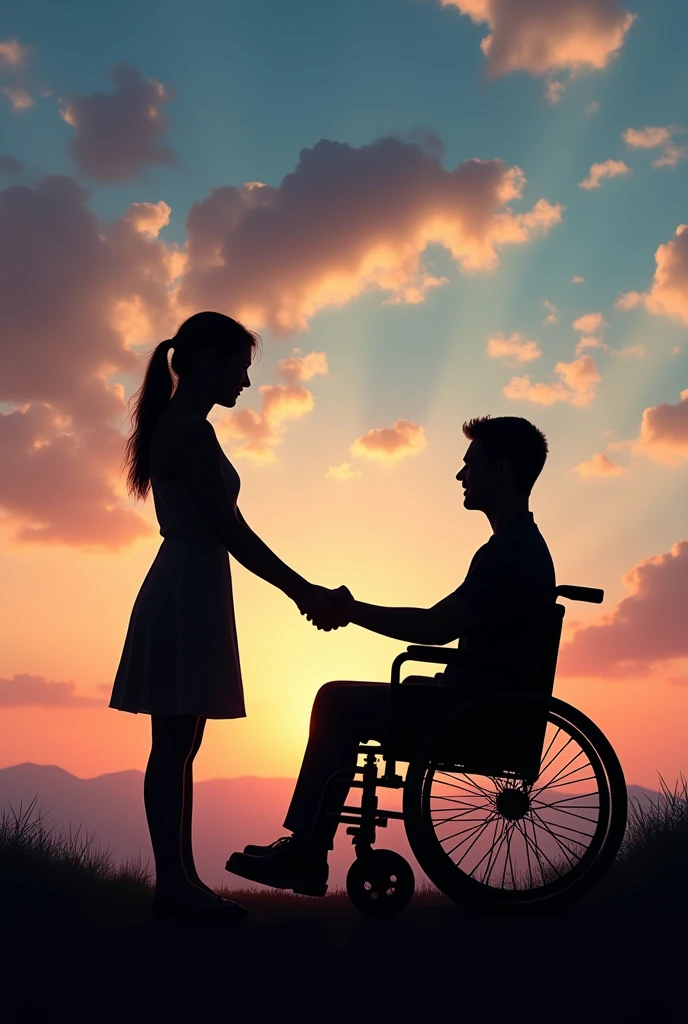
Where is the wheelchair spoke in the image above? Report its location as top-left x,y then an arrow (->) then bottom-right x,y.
538,733 -> 574,779
471,819 -> 508,884
450,814 -> 499,864
529,809 -> 581,867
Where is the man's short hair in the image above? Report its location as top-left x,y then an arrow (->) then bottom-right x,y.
462,415 -> 549,496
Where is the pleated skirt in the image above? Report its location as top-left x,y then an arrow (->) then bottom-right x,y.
109,538 -> 246,719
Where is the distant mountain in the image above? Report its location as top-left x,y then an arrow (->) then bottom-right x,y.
0,763 -> 659,892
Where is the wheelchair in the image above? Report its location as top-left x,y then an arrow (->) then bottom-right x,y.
329,585 -> 628,918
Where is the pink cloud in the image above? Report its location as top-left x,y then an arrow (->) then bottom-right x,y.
617,225 -> 688,326
349,420 -> 427,463
543,299 -> 558,324
0,37 -> 29,69
578,159 -> 630,189
440,1 -> 635,80
216,351 -> 328,463
0,672 -> 100,707
615,389 -> 688,466
573,452 -> 625,478
2,86 -> 34,111
572,274 -> 585,283
558,541 -> 688,678
572,311 -> 604,333
179,135 -> 563,334
487,332 -> 541,362
545,79 -> 565,104
0,175 -> 183,548
622,125 -> 688,169
585,101 -> 600,117
504,355 -> 600,406
60,63 -> 177,183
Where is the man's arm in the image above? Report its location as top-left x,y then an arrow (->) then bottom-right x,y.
348,590 -> 481,645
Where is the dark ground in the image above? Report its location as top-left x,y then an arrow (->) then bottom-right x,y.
2,881 -> 684,1023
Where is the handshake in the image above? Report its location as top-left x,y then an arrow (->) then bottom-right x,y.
296,583 -> 355,632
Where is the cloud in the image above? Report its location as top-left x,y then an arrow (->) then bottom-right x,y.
0,673 -> 101,707
179,135 -> 563,335
572,274 -> 585,283
578,158 -> 630,190
349,420 -> 427,463
572,311 -> 604,334
545,79 -> 565,104
439,1 -> 635,86
216,351 -> 328,463
617,225 -> 688,326
2,86 -> 34,111
123,200 -> 172,238
326,462 -> 362,480
0,175 -> 184,548
585,101 -> 600,117
486,332 -> 541,362
610,344 -> 645,357
543,299 -> 558,324
613,389 -> 688,466
0,154 -> 23,178
503,355 -> 600,406
60,63 -> 177,183
622,125 -> 688,169
0,37 -> 29,69
573,452 -> 625,478
558,541 -> 688,678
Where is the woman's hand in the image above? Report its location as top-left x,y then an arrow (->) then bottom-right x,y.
307,585 -> 355,631
294,584 -> 354,631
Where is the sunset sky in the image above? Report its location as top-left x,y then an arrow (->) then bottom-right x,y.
1,0 -> 687,791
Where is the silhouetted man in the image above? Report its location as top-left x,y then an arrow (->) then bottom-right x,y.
227,415 -> 556,896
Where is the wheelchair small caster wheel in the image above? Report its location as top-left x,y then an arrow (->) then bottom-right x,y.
346,849 -> 415,917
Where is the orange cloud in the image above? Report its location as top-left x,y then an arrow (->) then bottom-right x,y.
545,79 -> 565,104
440,1 -> 635,82
572,311 -> 607,355
622,125 -> 688,169
0,672 -> 100,707
2,86 -> 34,111
486,332 -> 541,362
349,420 -> 427,463
217,351 -> 328,463
504,355 -> 600,406
616,390 -> 688,466
60,63 -> 177,183
578,159 -> 630,190
179,135 -> 563,334
543,299 -> 558,324
0,37 -> 29,69
326,462 -> 362,481
123,200 -> 171,238
572,274 -> 585,283
617,225 -> 688,326
574,452 -> 625,478
558,541 -> 688,678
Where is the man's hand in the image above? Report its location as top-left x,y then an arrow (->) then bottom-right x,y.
297,584 -> 354,631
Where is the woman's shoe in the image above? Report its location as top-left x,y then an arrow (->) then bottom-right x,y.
151,896 -> 249,920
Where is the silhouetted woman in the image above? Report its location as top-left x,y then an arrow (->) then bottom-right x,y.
110,311 -> 340,920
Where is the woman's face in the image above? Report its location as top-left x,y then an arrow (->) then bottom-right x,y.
214,343 -> 254,408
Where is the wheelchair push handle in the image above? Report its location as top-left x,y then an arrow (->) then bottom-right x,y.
555,584 -> 604,604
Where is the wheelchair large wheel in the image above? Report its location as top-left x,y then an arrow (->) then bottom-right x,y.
403,695 -> 627,914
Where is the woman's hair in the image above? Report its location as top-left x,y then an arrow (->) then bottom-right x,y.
123,311 -> 260,500
462,415 -> 549,496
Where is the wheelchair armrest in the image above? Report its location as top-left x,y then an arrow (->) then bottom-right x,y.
390,646 -> 462,689
405,645 -> 462,666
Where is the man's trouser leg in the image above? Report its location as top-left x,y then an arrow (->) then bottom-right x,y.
283,680 -> 391,847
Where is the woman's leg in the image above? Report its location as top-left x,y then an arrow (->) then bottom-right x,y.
180,717 -> 216,893
144,714 -> 218,906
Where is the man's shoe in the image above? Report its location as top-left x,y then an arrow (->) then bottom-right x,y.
243,835 -> 292,856
226,838 -> 329,897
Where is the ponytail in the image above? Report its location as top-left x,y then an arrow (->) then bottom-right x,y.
122,339 -> 174,501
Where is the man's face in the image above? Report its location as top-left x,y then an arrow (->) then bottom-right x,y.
456,439 -> 501,510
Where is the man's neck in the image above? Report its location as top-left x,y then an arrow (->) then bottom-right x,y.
486,499 -> 531,535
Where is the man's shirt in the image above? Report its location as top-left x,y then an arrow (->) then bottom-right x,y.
440,511 -> 556,686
